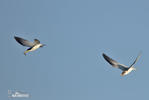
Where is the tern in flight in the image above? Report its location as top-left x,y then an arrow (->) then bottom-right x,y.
14,36 -> 45,55
102,53 -> 141,76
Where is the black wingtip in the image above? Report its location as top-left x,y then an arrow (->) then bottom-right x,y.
102,53 -> 105,56
14,36 -> 25,46
14,36 -> 21,41
102,53 -> 108,61
14,36 -> 17,39
102,53 -> 107,58
14,36 -> 19,40
102,53 -> 116,66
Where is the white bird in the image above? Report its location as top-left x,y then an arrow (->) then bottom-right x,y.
102,53 -> 141,76
14,36 -> 45,55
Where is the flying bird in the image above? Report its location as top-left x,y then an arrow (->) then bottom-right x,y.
14,36 -> 45,55
102,53 -> 141,76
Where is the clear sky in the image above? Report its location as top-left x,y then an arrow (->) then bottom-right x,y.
1,0 -> 149,100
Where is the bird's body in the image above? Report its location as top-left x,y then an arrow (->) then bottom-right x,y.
121,67 -> 136,76
102,53 -> 140,76
14,36 -> 45,55
24,44 -> 43,55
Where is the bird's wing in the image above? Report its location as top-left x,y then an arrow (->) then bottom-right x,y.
102,53 -> 128,71
14,36 -> 34,47
129,52 -> 141,68
33,39 -> 40,45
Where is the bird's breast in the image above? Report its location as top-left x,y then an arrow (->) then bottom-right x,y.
29,44 -> 41,51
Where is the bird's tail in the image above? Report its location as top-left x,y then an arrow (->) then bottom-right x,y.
24,50 -> 30,55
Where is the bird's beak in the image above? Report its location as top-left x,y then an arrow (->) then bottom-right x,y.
134,68 -> 137,70
41,44 -> 46,47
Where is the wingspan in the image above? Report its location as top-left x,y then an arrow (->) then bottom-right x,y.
14,36 -> 34,47
102,53 -> 128,71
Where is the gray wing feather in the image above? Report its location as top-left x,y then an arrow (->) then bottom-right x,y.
33,39 -> 40,45
102,53 -> 128,71
129,52 -> 141,68
14,36 -> 34,47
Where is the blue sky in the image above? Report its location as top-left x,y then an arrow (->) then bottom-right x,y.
1,0 -> 149,100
